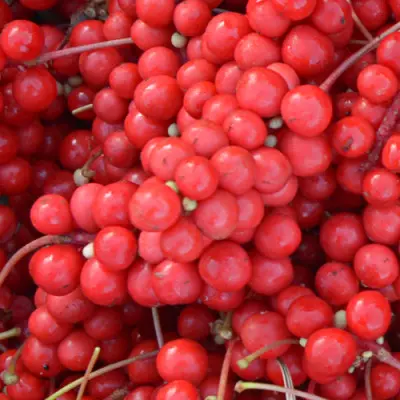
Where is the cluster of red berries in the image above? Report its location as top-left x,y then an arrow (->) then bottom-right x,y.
1,0 -> 400,399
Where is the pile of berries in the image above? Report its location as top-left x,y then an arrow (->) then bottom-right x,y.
2,0 -> 400,399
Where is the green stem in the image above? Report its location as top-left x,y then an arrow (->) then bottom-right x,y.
235,381 -> 328,400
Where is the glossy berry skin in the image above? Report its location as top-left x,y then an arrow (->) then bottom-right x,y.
332,116 -> 375,158
57,329 -> 98,371
156,339 -> 208,385
0,20 -> 44,61
357,64 -> 398,105
128,340 -> 161,385
249,252 -> 293,296
286,295 -> 333,338
21,335 -> 63,378
346,291 -> 391,340
201,284 -> 246,312
29,244 -> 84,296
156,380 -> 199,400
7,372 -> 48,400
173,0 -> 212,37
281,85 -> 332,137
80,258 -> 127,306
160,217 -> 204,263
30,194 -> 73,235
70,183 -> 102,233
151,260 -> 203,305
320,212 -> 367,263
210,146 -> 256,195
370,362 -> 400,400
279,129 -> 332,177
230,340 -> 265,381
382,134 -> 400,172
241,312 -> 292,359
223,109 -> 267,150
363,203 -> 400,245
202,12 -> 251,63
128,259 -> 160,307
247,0 -> 291,38
282,25 -> 334,77
94,226 -> 137,271
354,244 -> 399,289
177,304 -> 214,340
362,168 -> 400,207
129,179 -> 181,232
13,67 -> 58,113
199,241 -> 252,292
252,148 -> 292,194
255,214 -> 302,259
0,124 -> 18,164
234,33 -> 281,70
92,181 -> 137,228
193,189 -> 239,240
272,0 -> 316,20
236,67 -> 288,118
134,76 -> 183,121
304,328 -> 357,383
83,307 -> 123,341
28,306 -> 73,344
315,262 -> 359,307
148,137 -> 195,181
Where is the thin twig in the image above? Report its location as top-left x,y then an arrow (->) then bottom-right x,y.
365,359 -> 373,400
76,347 -> 101,400
45,351 -> 159,400
36,38 -> 134,63
278,359 -> 296,400
152,307 -> 164,349
347,0 -> 374,41
320,21 -> 400,92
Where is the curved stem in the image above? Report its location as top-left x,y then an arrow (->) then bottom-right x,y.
361,91 -> 400,171
217,339 -> 236,400
3,342 -> 24,385
347,0 -> 373,41
278,359 -> 295,400
0,235 -> 66,288
36,37 -> 134,63
0,232 -> 95,288
320,21 -> 400,92
76,347 -> 100,400
81,148 -> 103,178
354,337 -> 400,371
45,350 -> 158,400
237,339 -> 299,369
235,381 -> 328,400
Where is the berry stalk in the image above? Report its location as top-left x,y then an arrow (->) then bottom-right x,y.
36,38 -> 134,63
217,339 -> 236,400
234,381 -> 328,400
45,350 -> 159,400
76,347 -> 101,400
0,232 -> 95,288
0,327 -> 21,341
320,20 -> 400,92
237,339 -> 299,369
